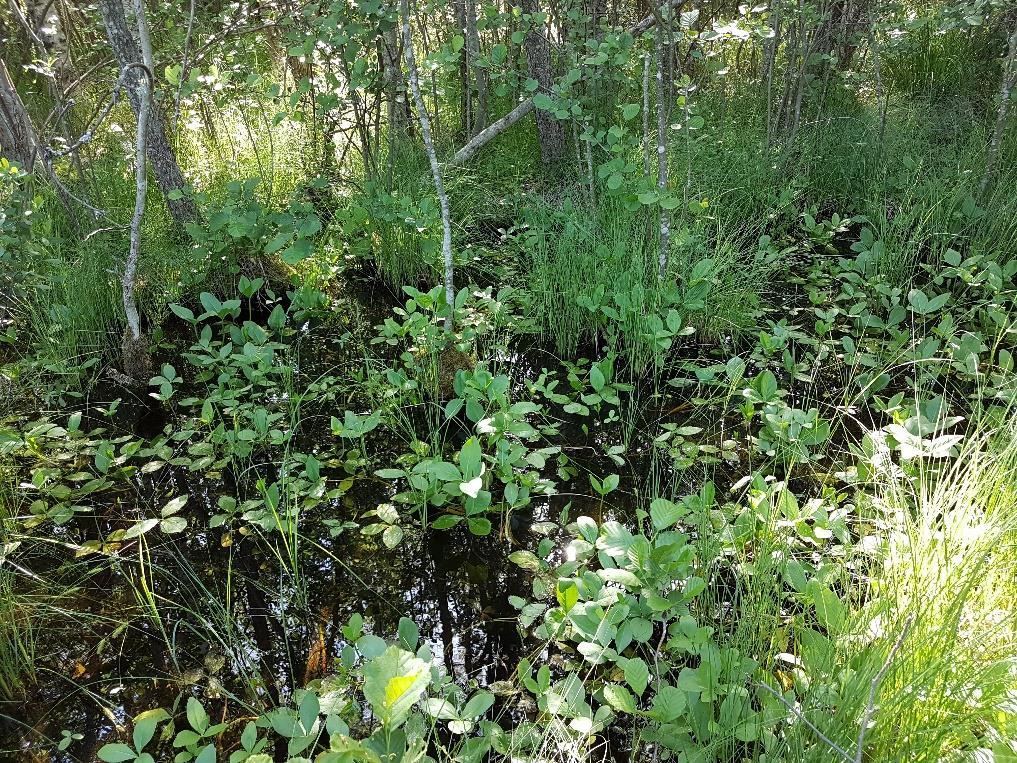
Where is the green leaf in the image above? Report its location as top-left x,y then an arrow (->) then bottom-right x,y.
362,646 -> 432,728
397,617 -> 419,650
622,656 -> 650,695
468,517 -> 492,535
173,730 -> 201,747
97,744 -> 137,763
169,303 -> 195,322
160,516 -> 188,534
281,238 -> 312,264
186,696 -> 209,734
432,515 -> 461,529
298,691 -> 320,732
131,716 -> 164,756
533,92 -> 555,110
124,519 -> 159,539
382,525 -> 404,548
462,691 -> 495,718
602,473 -> 619,493
459,437 -> 483,478
264,232 -> 291,254
199,292 -> 222,315
356,634 -> 387,658
649,498 -> 685,531
650,684 -> 687,722
589,365 -> 605,392
161,495 -> 188,516
508,550 -> 542,572
621,103 -> 640,120
598,568 -> 641,587
603,684 -> 636,713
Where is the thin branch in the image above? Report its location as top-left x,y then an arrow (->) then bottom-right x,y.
449,0 -> 685,166
854,613 -> 915,763
756,681 -> 854,763
173,0 -> 197,135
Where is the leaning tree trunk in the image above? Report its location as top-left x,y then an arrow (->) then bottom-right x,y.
0,57 -> 78,218
521,0 -> 566,166
96,0 -> 199,227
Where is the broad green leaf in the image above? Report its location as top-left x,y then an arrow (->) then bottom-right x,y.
622,656 -> 650,695
97,744 -> 136,763
160,516 -> 188,534
462,691 -> 495,719
603,684 -> 636,713
161,495 -> 188,516
186,696 -> 209,733
362,646 -> 431,728
508,550 -> 541,572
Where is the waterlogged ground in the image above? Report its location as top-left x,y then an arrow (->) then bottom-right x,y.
0,238 -> 917,760
2,273 -> 734,761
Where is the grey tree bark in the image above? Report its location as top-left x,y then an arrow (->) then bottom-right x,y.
520,0 -> 566,166
465,0 -> 488,132
0,58 -> 39,171
979,23 -> 1017,199
655,23 -> 670,279
97,0 -> 199,227
0,57 -> 79,219
400,0 -> 455,331
120,0 -> 155,380
453,0 -> 473,134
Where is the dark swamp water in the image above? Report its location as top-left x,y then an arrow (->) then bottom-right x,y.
0,263 -> 801,761
0,286 -> 716,762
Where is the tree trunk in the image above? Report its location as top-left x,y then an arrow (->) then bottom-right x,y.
401,0 -> 455,331
450,0 -> 681,166
0,58 -> 38,171
0,57 -> 78,219
521,0 -> 566,166
453,0 -> 473,135
465,0 -> 488,132
96,0 -> 199,227
121,0 -> 154,381
979,23 -> 1017,199
655,23 -> 670,279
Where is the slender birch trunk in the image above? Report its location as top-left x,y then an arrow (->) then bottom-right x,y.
656,22 -> 670,279
643,51 -> 652,178
97,0 -> 198,227
120,0 -> 153,379
400,0 -> 455,331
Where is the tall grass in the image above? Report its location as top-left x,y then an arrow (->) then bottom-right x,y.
783,421 -> 1017,761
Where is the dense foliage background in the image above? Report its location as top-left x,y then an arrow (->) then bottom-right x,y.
0,0 -> 1016,760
